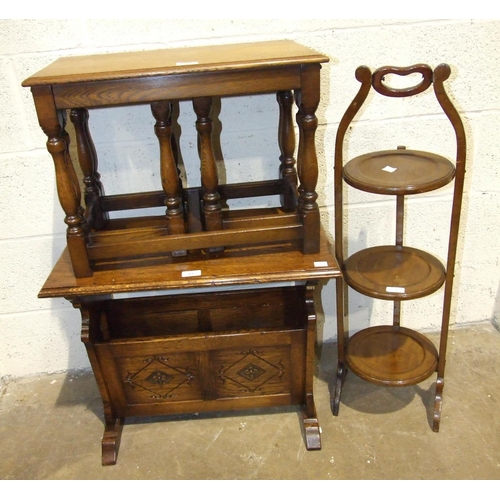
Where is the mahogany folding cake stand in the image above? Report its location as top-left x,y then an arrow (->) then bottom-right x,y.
331,63 -> 466,431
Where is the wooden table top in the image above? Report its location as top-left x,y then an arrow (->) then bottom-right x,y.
22,40 -> 329,87
39,228 -> 340,299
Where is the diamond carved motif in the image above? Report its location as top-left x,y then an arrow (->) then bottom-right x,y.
146,370 -> 174,386
220,349 -> 284,393
124,356 -> 194,399
237,363 -> 266,381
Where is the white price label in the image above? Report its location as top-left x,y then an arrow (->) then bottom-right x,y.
314,261 -> 329,267
182,270 -> 202,277
382,165 -> 397,173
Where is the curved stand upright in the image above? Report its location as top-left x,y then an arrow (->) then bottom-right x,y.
332,64 -> 466,431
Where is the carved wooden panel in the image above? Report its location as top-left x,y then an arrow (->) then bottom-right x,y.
115,352 -> 201,404
213,346 -> 290,398
96,329 -> 304,413
91,286 -> 307,417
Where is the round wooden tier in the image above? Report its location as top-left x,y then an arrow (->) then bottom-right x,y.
343,149 -> 455,195
346,325 -> 439,386
344,245 -> 446,300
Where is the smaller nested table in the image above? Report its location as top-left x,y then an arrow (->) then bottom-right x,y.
23,40 -> 329,277
39,229 -> 340,465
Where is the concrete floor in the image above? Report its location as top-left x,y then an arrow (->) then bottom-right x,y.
1,322 -> 500,480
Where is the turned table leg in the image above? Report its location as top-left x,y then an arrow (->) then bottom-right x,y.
151,101 -> 186,254
277,90 -> 298,212
193,97 -> 224,253
296,65 -> 321,254
70,108 -> 108,230
32,86 -> 92,277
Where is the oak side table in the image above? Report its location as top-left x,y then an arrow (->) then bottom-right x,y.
23,40 -> 329,278
39,230 -> 341,465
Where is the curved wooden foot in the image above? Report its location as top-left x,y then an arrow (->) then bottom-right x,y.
433,376 -> 444,433
303,417 -> 321,450
102,418 -> 124,466
331,362 -> 348,416
302,394 -> 321,450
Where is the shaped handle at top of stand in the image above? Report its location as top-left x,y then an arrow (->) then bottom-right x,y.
372,64 -> 434,97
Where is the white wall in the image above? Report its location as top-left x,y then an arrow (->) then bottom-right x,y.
1,18 -> 499,377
